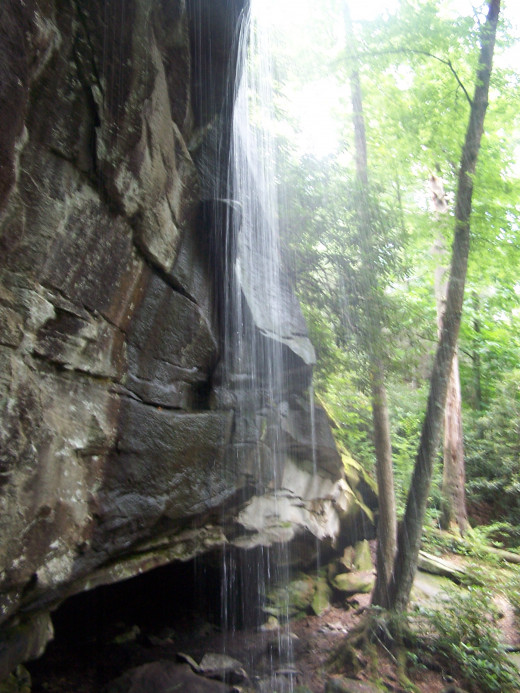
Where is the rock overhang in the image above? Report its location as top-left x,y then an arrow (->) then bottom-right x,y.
0,0 -> 374,679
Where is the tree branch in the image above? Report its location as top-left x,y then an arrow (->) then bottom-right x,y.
352,47 -> 473,107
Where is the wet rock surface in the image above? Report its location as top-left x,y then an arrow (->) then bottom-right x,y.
0,0 -> 374,679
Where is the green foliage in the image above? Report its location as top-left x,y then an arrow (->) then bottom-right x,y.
459,287 -> 520,408
421,524 -> 463,555
387,382 -> 430,513
280,152 -> 406,363
461,524 -> 510,559
505,568 -> 520,620
421,523 -> 518,572
318,366 -> 376,471
274,0 -> 520,542
464,369 -> 520,542
419,585 -> 519,692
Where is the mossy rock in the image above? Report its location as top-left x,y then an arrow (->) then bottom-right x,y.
289,576 -> 316,610
311,576 -> 332,616
339,547 -> 355,572
353,540 -> 372,572
332,571 -> 374,595
267,573 -> 316,615
337,541 -> 372,575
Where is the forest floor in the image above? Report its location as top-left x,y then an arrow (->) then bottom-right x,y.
25,541 -> 520,693
24,599 -> 455,692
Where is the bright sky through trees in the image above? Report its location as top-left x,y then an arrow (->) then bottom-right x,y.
253,0 -> 520,157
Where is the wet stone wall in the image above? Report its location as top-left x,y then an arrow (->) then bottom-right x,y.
0,0 -> 373,679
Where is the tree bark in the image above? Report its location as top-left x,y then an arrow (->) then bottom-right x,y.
440,350 -> 469,532
370,359 -> 398,607
343,1 -> 397,608
386,0 -> 500,612
471,291 -> 483,413
431,175 -> 469,534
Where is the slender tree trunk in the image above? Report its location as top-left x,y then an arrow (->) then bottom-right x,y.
470,291 -> 484,439
471,291 -> 483,414
370,359 -> 397,606
431,174 -> 469,534
386,0 -> 500,612
343,1 -> 397,607
440,351 -> 469,531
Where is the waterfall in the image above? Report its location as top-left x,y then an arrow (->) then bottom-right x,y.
192,1 -> 331,687
218,1 -> 296,684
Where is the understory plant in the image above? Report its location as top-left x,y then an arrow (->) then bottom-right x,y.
328,608 -> 408,690
506,568 -> 520,624
418,584 -> 519,692
464,369 -> 520,545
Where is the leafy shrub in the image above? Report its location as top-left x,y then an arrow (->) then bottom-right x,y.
421,524 -> 462,555
315,363 -> 376,472
419,585 -> 519,692
387,382 -> 441,516
506,569 -> 520,621
457,524 -> 510,561
464,369 -> 520,544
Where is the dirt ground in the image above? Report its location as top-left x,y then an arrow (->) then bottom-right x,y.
26,589 -> 511,693
23,540 -> 520,693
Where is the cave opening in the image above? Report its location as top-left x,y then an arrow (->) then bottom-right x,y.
25,556 -> 225,690
25,548 -> 276,691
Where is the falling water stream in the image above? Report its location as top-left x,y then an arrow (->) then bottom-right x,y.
217,2 -> 299,687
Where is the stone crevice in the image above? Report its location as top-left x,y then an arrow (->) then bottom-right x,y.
132,239 -> 200,309
115,388 -> 216,415
71,1 -> 105,100
29,351 -> 119,385
37,284 -> 128,335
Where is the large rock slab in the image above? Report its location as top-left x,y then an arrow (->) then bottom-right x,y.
94,402 -> 234,555
418,550 -> 467,583
0,0 -> 371,679
233,460 -> 353,549
106,662 -> 232,693
0,0 -> 230,628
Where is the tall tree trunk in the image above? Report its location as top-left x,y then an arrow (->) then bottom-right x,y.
431,174 -> 469,534
471,291 -> 483,414
440,350 -> 468,532
370,359 -> 398,606
343,1 -> 397,607
386,0 -> 500,612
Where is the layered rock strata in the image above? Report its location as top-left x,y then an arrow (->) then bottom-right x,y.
0,0 -> 373,677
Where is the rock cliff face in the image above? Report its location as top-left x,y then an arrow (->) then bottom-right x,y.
0,0 -> 373,677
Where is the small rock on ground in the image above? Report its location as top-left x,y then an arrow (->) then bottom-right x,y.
325,676 -> 382,693
105,661 -> 232,692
